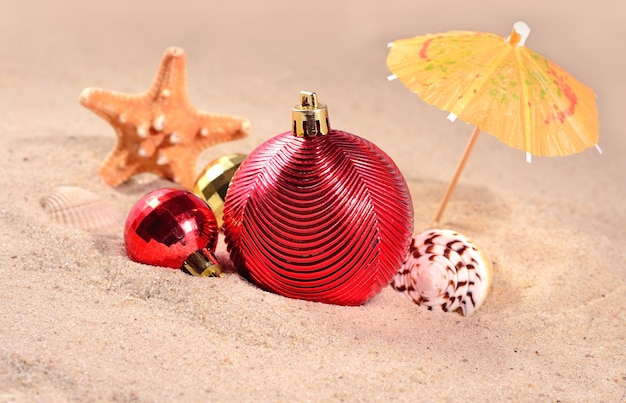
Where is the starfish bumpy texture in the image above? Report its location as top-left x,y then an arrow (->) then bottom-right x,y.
80,46 -> 251,189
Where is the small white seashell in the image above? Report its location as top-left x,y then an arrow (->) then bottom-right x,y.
40,186 -> 125,231
390,229 -> 492,316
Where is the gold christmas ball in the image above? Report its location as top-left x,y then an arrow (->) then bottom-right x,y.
193,154 -> 246,227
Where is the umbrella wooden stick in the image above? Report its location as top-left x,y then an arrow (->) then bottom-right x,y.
433,126 -> 481,223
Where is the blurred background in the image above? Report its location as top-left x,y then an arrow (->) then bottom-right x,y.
1,0 -> 622,219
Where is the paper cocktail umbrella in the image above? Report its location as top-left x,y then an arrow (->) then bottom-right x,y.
387,21 -> 600,222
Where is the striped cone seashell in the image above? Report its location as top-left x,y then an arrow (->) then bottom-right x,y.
41,186 -> 125,231
390,229 -> 492,316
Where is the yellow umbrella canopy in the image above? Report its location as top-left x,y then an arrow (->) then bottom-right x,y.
387,21 -> 600,222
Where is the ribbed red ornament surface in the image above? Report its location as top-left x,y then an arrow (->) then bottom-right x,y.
223,130 -> 414,305
125,188 -> 218,269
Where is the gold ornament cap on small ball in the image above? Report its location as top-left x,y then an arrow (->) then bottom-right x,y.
181,249 -> 223,277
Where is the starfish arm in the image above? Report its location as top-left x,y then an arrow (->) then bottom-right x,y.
161,148 -> 200,189
145,47 -> 189,103
98,138 -> 138,187
80,87 -> 151,124
99,139 -> 175,187
161,115 -> 251,188
194,113 -> 251,145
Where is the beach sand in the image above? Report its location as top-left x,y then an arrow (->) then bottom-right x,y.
1,0 -> 624,401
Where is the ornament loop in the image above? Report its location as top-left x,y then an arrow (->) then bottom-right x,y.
292,91 -> 330,137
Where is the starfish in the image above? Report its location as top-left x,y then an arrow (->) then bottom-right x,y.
79,46 -> 251,189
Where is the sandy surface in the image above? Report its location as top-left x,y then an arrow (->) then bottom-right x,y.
1,0 -> 624,401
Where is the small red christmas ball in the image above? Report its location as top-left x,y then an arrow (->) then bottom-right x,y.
223,92 -> 414,305
124,188 -> 220,275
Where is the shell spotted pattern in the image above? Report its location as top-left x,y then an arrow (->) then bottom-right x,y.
390,229 -> 492,316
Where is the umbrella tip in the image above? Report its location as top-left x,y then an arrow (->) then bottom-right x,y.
447,112 -> 457,122
387,42 -> 394,48
508,21 -> 531,47
595,144 -> 603,155
526,152 -> 532,163
387,74 -> 398,81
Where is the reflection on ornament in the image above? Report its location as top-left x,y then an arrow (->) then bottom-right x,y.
124,188 -> 222,277
223,91 -> 414,305
193,153 -> 246,228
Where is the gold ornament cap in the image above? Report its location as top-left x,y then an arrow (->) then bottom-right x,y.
292,91 -> 330,137
181,249 -> 223,277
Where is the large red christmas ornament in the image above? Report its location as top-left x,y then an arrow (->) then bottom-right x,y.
223,91 -> 414,305
124,188 -> 222,276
